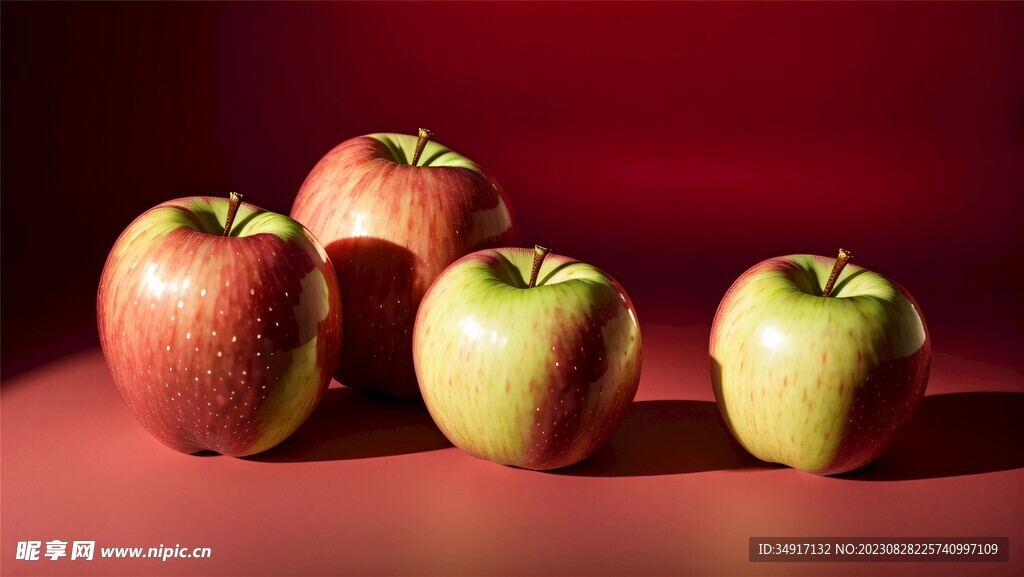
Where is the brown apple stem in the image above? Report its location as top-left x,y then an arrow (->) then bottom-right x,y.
411,128 -> 434,166
821,248 -> 853,297
528,245 -> 552,288
223,192 -> 243,237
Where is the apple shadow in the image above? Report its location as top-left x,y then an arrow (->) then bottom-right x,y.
248,387 -> 452,463
323,236 -> 423,399
554,400 -> 778,477
192,450 -> 221,457
837,391 -> 1024,481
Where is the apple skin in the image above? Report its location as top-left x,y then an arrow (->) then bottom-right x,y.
710,254 -> 930,475
290,133 -> 516,399
413,248 -> 642,470
97,197 -> 343,456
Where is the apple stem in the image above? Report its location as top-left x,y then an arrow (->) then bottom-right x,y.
223,192 -> 243,237
528,245 -> 552,288
821,248 -> 853,297
411,128 -> 434,167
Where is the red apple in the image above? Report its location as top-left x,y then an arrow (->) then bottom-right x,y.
97,194 -> 343,456
291,130 -> 516,399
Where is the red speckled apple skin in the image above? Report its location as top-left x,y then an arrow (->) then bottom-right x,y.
291,136 -> 517,399
97,198 -> 343,456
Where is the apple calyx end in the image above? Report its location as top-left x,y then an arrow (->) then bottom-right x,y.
411,128 -> 434,166
528,245 -> 552,288
821,248 -> 853,298
222,192 -> 244,237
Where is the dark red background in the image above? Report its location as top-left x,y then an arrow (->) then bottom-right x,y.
2,3 -> 1023,576
3,1 -> 1022,378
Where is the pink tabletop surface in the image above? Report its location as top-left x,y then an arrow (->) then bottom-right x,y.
2,321 -> 1021,577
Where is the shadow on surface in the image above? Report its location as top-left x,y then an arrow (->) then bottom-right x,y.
839,392 -> 1024,481
556,400 -> 778,477
249,387 -> 452,463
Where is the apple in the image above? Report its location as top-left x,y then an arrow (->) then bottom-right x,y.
709,249 -> 930,475
290,129 -> 516,399
413,246 -> 642,470
97,194 -> 343,456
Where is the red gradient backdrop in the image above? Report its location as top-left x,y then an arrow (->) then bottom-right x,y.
2,2 -> 1022,576
3,1 -> 1022,377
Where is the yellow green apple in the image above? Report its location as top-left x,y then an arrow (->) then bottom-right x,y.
710,250 -> 930,475
413,246 -> 642,470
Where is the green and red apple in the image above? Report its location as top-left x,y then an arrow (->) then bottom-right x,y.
291,129 -> 517,399
413,246 -> 642,470
710,250 -> 930,475
97,195 -> 343,456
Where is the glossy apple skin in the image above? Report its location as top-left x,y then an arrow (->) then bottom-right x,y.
710,255 -> 930,475
413,248 -> 642,470
291,134 -> 516,399
97,197 -> 343,456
